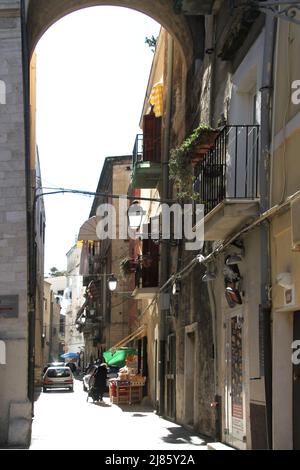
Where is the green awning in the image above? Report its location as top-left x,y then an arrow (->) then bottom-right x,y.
103,347 -> 137,367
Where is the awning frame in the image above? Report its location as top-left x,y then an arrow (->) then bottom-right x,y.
110,325 -> 146,351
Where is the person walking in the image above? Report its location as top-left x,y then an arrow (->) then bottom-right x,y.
89,363 -> 107,402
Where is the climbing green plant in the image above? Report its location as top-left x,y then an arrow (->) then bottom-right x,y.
169,124 -> 215,201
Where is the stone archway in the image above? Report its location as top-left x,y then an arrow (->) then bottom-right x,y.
26,0 -> 195,66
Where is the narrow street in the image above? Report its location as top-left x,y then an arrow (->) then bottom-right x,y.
30,380 -> 207,450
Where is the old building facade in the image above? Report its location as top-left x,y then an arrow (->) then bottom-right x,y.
77,156 -> 139,365
61,246 -> 85,358
1,0 -> 300,449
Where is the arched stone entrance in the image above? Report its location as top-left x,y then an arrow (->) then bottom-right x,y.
26,0 -> 196,66
0,0 -> 208,447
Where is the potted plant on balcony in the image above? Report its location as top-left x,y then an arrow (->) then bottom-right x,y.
191,125 -> 220,162
120,257 -> 137,278
169,124 -> 219,200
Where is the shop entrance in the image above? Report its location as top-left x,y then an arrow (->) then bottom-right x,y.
293,311 -> 300,449
225,309 -> 246,449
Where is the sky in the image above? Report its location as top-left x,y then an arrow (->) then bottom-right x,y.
35,6 -> 160,275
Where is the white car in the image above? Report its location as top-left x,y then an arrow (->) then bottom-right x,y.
43,366 -> 74,392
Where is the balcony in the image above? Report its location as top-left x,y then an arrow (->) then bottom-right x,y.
132,239 -> 159,300
131,112 -> 162,189
131,134 -> 162,189
194,125 -> 260,241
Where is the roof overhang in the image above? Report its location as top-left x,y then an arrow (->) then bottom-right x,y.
78,216 -> 100,241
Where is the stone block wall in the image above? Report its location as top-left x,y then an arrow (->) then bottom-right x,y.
0,1 -> 30,447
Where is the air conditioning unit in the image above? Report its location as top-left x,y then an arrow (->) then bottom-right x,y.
291,197 -> 300,251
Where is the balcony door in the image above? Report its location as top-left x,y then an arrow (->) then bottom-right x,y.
141,223 -> 159,288
143,111 -> 162,163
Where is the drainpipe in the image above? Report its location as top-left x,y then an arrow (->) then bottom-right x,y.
158,33 -> 173,416
259,13 -> 277,450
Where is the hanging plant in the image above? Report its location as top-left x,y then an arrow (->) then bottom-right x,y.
169,123 -> 219,201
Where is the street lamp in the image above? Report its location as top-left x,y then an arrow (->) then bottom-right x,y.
225,254 -> 243,265
127,200 -> 146,230
107,274 -> 118,292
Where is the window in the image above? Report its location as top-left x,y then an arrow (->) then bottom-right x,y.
46,368 -> 71,378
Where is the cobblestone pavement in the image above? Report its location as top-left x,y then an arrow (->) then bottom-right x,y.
30,380 -> 208,450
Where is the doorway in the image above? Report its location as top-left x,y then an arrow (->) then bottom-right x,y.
184,324 -> 197,427
225,310 -> 246,449
293,311 -> 300,449
166,333 -> 176,420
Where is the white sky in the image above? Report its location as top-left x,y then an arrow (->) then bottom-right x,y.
35,6 -> 160,275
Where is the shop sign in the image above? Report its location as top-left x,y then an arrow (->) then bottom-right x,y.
0,295 -> 18,318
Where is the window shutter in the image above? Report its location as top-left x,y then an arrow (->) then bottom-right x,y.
143,112 -> 162,163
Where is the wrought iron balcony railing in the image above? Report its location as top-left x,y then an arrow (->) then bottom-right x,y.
194,125 -> 260,215
131,134 -> 162,189
134,255 -> 159,289
132,133 -> 161,165
132,134 -> 143,165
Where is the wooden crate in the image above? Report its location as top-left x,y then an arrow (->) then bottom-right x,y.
129,385 -> 143,404
109,381 -> 130,404
109,380 -> 144,405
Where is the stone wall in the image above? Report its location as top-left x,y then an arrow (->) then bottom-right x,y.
0,1 -> 30,446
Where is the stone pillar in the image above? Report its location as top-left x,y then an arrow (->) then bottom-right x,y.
0,0 -> 31,447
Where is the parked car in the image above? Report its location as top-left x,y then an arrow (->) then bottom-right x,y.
42,366 -> 74,392
43,362 -> 65,375
82,365 -> 119,392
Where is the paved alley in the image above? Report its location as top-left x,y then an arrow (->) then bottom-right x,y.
30,380 -> 208,450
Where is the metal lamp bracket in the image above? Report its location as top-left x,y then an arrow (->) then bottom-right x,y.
247,1 -> 300,26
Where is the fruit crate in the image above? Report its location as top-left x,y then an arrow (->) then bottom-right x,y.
109,380 -> 130,404
109,380 -> 144,404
